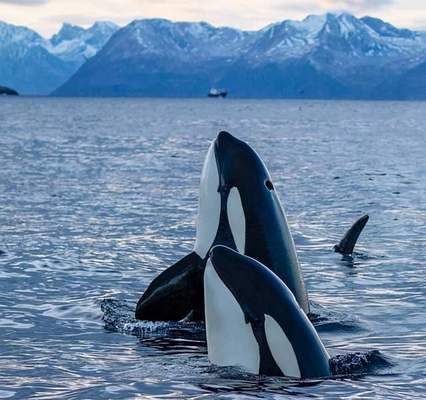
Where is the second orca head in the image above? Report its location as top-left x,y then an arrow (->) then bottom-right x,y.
204,245 -> 330,379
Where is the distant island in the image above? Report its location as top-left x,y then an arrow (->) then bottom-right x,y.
0,86 -> 18,96
1,14 -> 426,99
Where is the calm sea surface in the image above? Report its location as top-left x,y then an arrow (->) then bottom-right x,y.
0,98 -> 425,399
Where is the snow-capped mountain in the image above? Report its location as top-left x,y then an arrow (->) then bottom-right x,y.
0,20 -> 118,94
0,21 -> 68,94
52,19 -> 258,97
95,19 -> 254,68
54,14 -> 426,98
3,14 -> 426,98
250,13 -> 426,61
0,21 -> 45,49
244,13 -> 426,96
48,21 -> 119,64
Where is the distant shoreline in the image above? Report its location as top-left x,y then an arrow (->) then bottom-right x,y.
0,86 -> 19,96
3,95 -> 426,102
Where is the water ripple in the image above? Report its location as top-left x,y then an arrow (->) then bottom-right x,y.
0,98 -> 425,399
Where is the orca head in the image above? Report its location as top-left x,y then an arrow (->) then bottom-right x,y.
205,245 -> 313,379
214,131 -> 275,198
204,244 -> 279,373
194,131 -> 276,259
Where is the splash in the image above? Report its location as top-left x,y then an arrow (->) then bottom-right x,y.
330,350 -> 392,376
101,298 -> 205,337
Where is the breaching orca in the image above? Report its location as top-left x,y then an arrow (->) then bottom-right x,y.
136,131 -> 309,321
334,214 -> 369,255
205,245 -> 331,379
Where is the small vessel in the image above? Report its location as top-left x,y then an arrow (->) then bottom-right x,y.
208,88 -> 227,98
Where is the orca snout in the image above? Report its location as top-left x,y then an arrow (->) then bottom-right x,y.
216,130 -> 236,144
214,131 -> 241,152
208,245 -> 242,276
209,245 -> 234,267
208,245 -> 255,289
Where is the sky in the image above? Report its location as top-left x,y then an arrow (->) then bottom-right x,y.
1,0 -> 426,37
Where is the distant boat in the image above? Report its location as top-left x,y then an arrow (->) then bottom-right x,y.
208,88 -> 227,98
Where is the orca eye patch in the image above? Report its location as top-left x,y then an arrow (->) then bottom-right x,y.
265,180 -> 274,191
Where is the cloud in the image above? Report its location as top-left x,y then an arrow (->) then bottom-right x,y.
0,0 -> 419,37
270,0 -> 394,14
43,13 -> 128,26
0,0 -> 48,5
321,0 -> 394,11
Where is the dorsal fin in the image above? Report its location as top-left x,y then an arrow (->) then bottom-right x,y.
334,214 -> 369,255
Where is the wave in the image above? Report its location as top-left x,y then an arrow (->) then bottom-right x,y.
330,350 -> 392,376
101,298 -> 205,338
309,302 -> 364,332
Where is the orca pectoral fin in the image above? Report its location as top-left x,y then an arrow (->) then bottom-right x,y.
334,214 -> 369,255
135,252 -> 205,322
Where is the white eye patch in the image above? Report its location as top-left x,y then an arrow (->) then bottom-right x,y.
227,187 -> 246,254
264,314 -> 301,378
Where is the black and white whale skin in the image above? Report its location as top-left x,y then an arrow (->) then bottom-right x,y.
334,215 -> 369,255
136,131 -> 309,321
205,245 -> 331,379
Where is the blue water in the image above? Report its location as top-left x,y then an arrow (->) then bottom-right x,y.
0,98 -> 425,399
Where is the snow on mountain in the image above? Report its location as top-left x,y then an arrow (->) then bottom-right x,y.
2,14 -> 426,97
48,21 -> 119,63
360,16 -> 416,39
248,13 -> 426,63
104,19 -> 253,62
50,23 -> 86,45
0,21 -> 69,94
53,13 -> 426,98
0,20 -> 46,55
0,20 -> 118,94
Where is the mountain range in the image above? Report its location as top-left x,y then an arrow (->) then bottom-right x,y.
0,20 -> 118,94
1,14 -> 426,99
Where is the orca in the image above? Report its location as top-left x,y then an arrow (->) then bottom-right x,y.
334,214 -> 369,255
136,131 -> 309,321
205,245 -> 331,379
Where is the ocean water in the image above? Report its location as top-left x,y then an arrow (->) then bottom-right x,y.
0,97 -> 424,399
